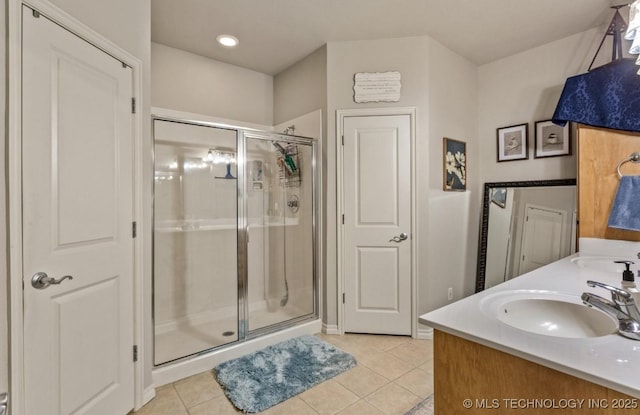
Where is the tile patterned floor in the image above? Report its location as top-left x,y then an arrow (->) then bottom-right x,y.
134,333 -> 434,415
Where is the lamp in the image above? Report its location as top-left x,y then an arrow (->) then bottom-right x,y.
552,6 -> 640,133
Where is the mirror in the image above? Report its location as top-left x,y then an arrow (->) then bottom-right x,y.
475,179 -> 577,292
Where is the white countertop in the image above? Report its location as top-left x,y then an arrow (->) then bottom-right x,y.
419,238 -> 640,398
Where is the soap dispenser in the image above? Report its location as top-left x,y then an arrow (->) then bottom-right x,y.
616,260 -> 640,304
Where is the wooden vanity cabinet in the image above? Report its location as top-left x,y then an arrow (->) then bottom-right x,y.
434,330 -> 636,415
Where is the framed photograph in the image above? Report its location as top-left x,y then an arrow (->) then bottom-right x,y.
443,137 -> 466,191
496,123 -> 528,162
490,188 -> 507,208
534,120 -> 571,158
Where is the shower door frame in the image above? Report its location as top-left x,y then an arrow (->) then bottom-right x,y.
151,114 -> 319,367
239,130 -> 319,340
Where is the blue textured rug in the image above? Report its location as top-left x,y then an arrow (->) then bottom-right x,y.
214,335 -> 357,413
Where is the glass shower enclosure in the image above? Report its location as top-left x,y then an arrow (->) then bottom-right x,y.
153,118 -> 317,366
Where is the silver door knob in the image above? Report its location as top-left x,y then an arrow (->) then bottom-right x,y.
31,272 -> 73,289
389,232 -> 408,243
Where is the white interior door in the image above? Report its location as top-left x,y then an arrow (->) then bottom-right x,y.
22,6 -> 134,414
342,115 -> 411,335
518,204 -> 567,275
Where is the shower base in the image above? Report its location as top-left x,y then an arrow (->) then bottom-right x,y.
155,302 -> 310,366
152,317 -> 321,387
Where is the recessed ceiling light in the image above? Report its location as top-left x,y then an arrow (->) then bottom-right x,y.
217,34 -> 239,48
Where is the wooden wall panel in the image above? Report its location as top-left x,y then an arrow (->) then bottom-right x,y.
434,330 -> 635,415
577,125 -> 640,242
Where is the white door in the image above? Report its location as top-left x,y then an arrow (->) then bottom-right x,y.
342,115 -> 412,335
519,205 -> 567,275
22,7 -> 134,415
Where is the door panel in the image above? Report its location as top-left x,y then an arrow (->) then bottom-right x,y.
343,115 -> 411,335
519,205 -> 566,275
357,247 -> 399,310
22,6 -> 134,414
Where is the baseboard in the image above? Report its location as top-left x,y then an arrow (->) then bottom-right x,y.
141,385 -> 156,408
416,326 -> 433,340
322,323 -> 340,335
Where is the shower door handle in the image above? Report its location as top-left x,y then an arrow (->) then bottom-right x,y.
389,232 -> 408,243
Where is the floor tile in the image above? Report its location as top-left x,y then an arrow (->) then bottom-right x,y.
336,400 -> 386,415
388,340 -> 433,366
394,368 -> 434,398
260,396 -> 318,415
299,379 -> 360,415
361,335 -> 410,352
334,365 -> 388,397
132,385 -> 187,415
173,371 -> 224,408
187,395 -> 242,415
365,383 -> 421,415
357,351 -> 414,380
136,333 -> 435,415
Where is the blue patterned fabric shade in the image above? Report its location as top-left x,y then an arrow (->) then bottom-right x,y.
552,59 -> 640,133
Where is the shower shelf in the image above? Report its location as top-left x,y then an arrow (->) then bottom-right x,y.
155,218 -> 299,233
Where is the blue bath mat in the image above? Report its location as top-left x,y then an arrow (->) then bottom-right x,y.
214,335 -> 356,413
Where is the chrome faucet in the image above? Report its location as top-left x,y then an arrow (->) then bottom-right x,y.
581,280 -> 640,340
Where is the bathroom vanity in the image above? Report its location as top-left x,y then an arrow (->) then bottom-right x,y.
420,238 -> 640,414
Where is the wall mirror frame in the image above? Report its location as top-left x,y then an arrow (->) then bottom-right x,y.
475,178 -> 577,292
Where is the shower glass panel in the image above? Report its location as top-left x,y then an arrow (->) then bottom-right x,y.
153,119 -> 238,365
245,133 -> 315,332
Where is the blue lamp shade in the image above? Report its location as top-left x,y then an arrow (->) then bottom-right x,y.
551,59 -> 640,133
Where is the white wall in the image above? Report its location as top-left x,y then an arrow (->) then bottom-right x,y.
325,36 -> 478,329
273,46 -> 327,127
273,51 -> 328,323
424,38 -> 479,314
152,42 -> 274,126
478,29 -> 604,184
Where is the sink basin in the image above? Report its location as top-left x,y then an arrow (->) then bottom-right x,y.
497,298 -> 617,338
571,257 -> 638,274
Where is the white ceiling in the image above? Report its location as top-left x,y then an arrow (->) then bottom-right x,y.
151,0 -> 623,75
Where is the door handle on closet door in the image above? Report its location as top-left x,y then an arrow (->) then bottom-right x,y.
31,272 -> 73,289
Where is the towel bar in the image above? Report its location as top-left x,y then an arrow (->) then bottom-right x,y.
617,152 -> 640,177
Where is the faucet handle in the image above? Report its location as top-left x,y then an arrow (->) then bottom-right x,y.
587,280 -> 632,305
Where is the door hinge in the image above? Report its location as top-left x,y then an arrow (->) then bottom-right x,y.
133,345 -> 138,362
131,97 -> 136,114
32,9 -> 40,18
132,221 -> 137,238
342,293 -> 345,304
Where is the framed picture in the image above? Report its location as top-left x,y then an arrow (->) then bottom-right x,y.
534,120 -> 571,158
443,137 -> 466,191
496,123 -> 528,162
491,188 -> 507,208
